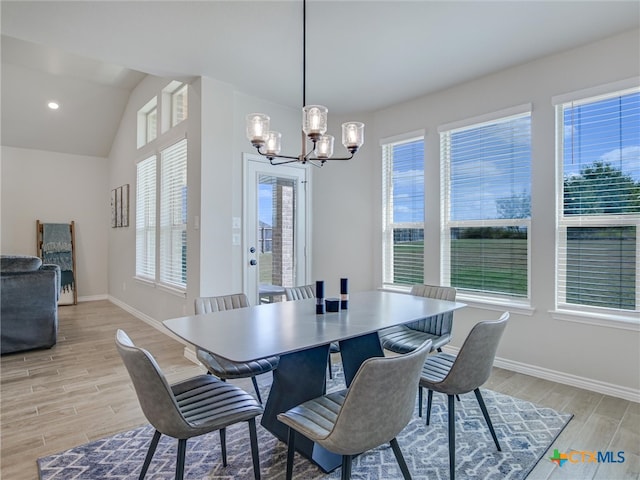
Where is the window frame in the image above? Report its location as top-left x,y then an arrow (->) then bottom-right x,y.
439,104 -> 533,306
381,131 -> 425,290
553,82 -> 640,325
134,81 -> 189,295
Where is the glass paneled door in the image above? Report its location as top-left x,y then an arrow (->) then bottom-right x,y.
244,155 -> 308,305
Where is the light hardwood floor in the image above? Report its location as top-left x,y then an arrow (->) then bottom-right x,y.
1,300 -> 638,479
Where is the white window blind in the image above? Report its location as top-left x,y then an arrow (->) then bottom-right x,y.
146,107 -> 157,143
382,137 -> 425,287
159,139 -> 188,289
556,88 -> 639,312
171,84 -> 188,127
136,156 -> 156,280
440,110 -> 531,299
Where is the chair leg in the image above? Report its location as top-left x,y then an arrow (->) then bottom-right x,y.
474,388 -> 501,451
426,389 -> 433,425
285,428 -> 296,480
248,418 -> 261,480
219,428 -> 227,466
447,395 -> 456,480
328,357 -> 334,379
175,438 -> 187,480
341,455 -> 352,480
390,438 -> 412,480
139,429 -> 161,480
418,386 -> 423,417
251,376 -> 263,404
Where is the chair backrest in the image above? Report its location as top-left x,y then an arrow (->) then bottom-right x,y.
284,285 -> 315,301
321,340 -> 432,455
440,312 -> 509,394
195,293 -> 249,314
407,284 -> 456,335
115,329 -> 188,438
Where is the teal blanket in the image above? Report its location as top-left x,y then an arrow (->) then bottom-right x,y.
42,223 -> 73,292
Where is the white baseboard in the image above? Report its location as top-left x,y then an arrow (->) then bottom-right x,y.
443,345 -> 640,403
77,294 -> 108,302
107,296 -> 193,349
183,346 -> 200,365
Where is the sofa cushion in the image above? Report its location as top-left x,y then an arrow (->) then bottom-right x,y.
1,255 -> 43,272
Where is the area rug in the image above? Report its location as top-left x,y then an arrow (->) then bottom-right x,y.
38,369 -> 572,480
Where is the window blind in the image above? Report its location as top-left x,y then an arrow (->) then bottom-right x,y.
557,89 -> 639,312
441,111 -> 531,298
382,138 -> 425,287
171,84 -> 188,127
159,138 -> 188,289
136,156 -> 157,280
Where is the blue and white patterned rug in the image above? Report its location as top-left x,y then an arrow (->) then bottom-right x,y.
38,370 -> 572,479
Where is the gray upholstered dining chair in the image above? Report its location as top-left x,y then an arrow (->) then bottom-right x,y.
419,312 -> 509,480
378,284 -> 457,354
278,339 -> 432,480
284,285 -> 340,379
284,284 -> 315,300
115,329 -> 263,480
194,293 -> 279,404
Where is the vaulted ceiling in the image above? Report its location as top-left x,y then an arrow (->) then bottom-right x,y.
2,1 -> 639,157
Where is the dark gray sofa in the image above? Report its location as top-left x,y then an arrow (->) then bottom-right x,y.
1,255 -> 61,354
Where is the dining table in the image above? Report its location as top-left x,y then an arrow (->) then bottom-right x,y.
163,289 -> 465,472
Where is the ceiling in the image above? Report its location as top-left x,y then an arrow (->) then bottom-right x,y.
2,1 -> 639,158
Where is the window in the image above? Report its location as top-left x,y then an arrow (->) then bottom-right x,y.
382,134 -> 425,287
555,87 -> 639,314
146,107 -> 157,143
137,97 -> 158,148
160,139 -> 188,288
440,105 -> 532,300
135,139 -> 188,291
171,84 -> 188,127
136,156 -> 156,280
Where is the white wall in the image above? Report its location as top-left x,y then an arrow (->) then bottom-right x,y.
313,29 -> 640,399
1,146 -> 109,299
106,74 -> 299,322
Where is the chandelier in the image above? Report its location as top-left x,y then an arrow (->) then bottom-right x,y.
245,0 -> 364,166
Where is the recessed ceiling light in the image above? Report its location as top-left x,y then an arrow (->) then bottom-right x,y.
48,102 -> 59,110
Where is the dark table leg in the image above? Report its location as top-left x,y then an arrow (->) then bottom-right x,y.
261,344 -> 342,472
261,333 -> 384,473
339,332 -> 385,387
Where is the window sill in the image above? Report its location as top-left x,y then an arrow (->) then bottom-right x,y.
379,287 -> 534,316
551,309 -> 640,331
455,293 -> 535,316
134,276 -> 187,298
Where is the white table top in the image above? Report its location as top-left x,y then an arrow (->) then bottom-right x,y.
163,290 -> 465,363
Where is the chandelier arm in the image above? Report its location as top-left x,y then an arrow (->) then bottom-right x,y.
319,153 -> 355,161
269,157 -> 304,166
302,139 -> 317,162
254,146 -> 300,162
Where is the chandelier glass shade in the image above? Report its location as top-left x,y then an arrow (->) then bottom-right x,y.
245,0 -> 364,166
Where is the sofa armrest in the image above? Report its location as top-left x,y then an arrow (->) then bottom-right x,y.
1,269 -> 59,354
40,264 -> 62,301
